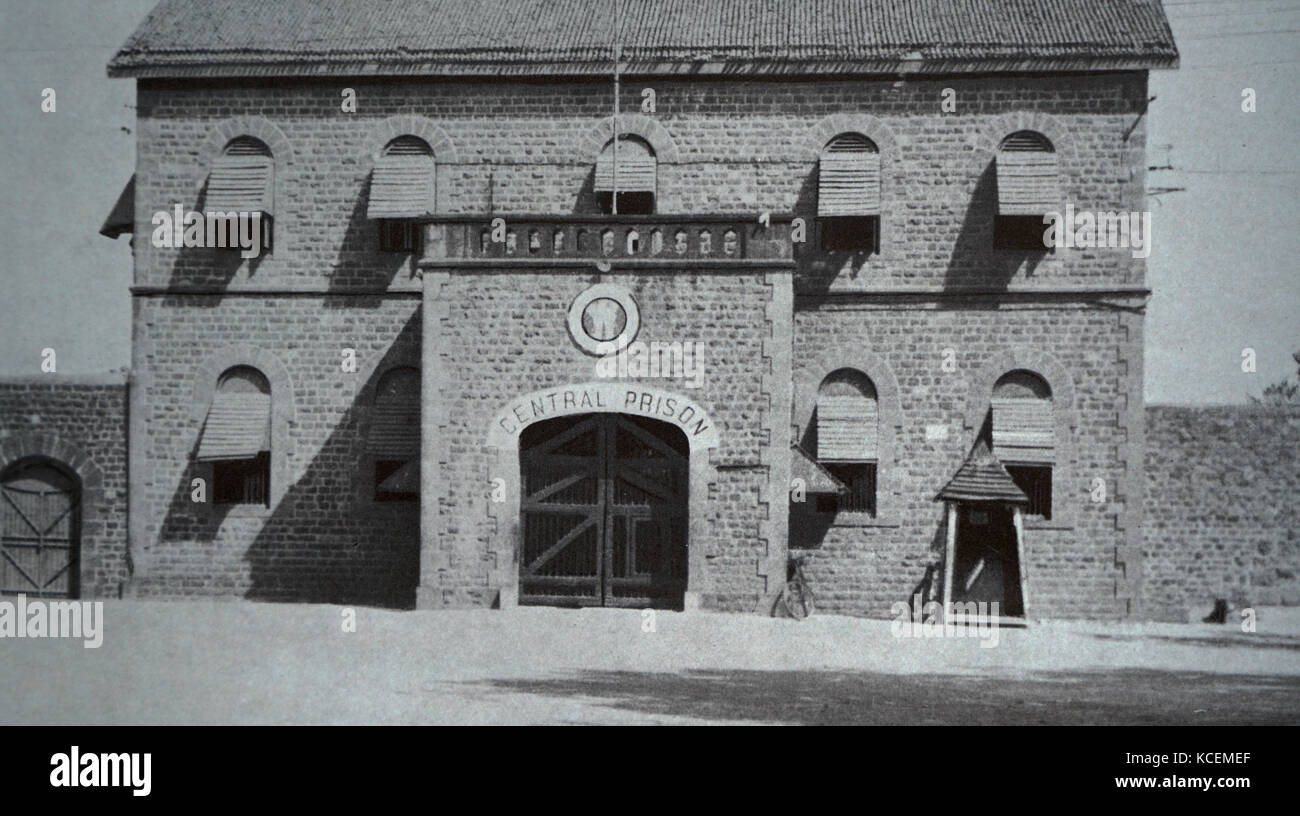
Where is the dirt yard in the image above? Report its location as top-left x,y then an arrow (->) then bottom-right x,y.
3,601 -> 1298,725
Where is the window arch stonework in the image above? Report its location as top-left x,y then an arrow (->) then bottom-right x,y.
794,349 -> 902,527
190,345 -> 295,511
963,348 -> 1077,529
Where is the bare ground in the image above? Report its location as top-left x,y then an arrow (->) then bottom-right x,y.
3,601 -> 1298,725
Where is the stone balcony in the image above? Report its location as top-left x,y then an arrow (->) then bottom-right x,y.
418,214 -> 796,268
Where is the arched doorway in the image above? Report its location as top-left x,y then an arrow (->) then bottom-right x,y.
519,413 -> 688,609
1,458 -> 80,598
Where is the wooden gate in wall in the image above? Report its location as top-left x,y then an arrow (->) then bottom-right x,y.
0,460 -> 80,598
519,413 -> 688,609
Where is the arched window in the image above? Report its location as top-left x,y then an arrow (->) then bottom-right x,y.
369,136 -> 435,252
198,366 -> 272,506
208,137 -> 273,214
206,136 -> 274,252
370,367 -> 420,502
994,131 -> 1058,250
815,369 -> 879,515
595,135 -> 655,215
818,133 -> 880,252
992,370 -> 1054,518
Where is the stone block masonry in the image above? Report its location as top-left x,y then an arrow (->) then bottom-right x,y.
126,296 -> 421,606
0,375 -> 130,598
109,69 -> 1172,617
1144,406 -> 1300,620
132,73 -> 1148,293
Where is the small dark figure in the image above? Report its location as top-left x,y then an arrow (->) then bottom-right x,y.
1203,599 -> 1228,624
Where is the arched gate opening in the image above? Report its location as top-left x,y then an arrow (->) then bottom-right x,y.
519,413 -> 688,609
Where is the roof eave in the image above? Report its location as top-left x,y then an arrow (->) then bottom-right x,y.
107,53 -> 1179,80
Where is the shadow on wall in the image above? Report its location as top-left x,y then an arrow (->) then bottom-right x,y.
327,177 -> 413,305
154,308 -> 422,609
791,169 -> 876,297
942,162 -> 1046,293
787,491 -> 946,614
789,410 -> 832,549
789,406 -> 948,613
159,179 -> 266,301
917,520 -> 947,603
572,166 -> 599,214
159,177 -> 414,302
794,159 -> 1050,298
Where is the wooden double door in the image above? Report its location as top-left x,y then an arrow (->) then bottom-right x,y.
1,460 -> 79,598
519,413 -> 689,609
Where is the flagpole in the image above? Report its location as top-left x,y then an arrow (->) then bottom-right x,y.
611,0 -> 621,214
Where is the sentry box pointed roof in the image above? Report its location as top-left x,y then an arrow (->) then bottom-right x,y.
935,439 -> 1031,505
108,0 -> 1178,79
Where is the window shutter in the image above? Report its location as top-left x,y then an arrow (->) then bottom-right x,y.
197,391 -> 271,462
206,156 -> 273,214
818,134 -> 880,217
996,132 -> 1058,216
370,371 -> 420,459
100,175 -> 135,238
817,394 -> 879,461
368,138 -> 435,219
991,397 -> 1055,463
595,138 -> 656,193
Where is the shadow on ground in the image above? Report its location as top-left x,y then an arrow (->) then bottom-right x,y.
1085,632 -> 1300,652
467,668 -> 1300,725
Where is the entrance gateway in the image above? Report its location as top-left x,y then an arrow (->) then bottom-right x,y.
519,413 -> 688,609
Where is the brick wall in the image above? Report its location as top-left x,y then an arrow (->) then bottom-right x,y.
424,270 -> 774,611
124,69 -> 1153,615
128,297 -> 421,606
132,72 -> 1147,291
0,375 -> 129,598
1144,405 -> 1300,620
793,305 -> 1138,620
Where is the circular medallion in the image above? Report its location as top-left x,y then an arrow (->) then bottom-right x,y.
581,298 -> 627,342
567,284 -> 640,356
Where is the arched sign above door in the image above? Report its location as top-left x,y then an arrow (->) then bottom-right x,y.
488,382 -> 719,450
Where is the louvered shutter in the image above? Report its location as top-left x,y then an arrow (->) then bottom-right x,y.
818,134 -> 880,217
991,397 -> 1055,463
207,158 -> 273,214
368,138 -> 435,219
197,391 -> 271,462
370,371 -> 420,459
595,138 -> 656,193
817,395 -> 879,462
996,132 -> 1058,216
100,175 -> 135,238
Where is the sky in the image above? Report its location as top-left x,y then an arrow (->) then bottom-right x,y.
0,0 -> 1296,405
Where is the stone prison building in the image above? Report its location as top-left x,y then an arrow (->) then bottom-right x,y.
2,0 -> 1296,622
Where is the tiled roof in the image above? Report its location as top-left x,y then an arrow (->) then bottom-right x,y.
108,0 -> 1178,78
935,440 -> 1030,504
